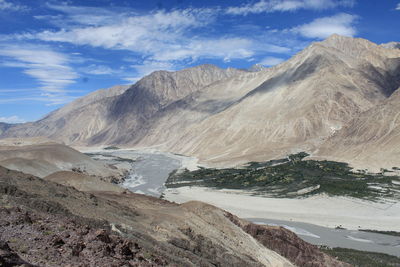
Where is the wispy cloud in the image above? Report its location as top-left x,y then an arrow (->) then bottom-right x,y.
259,56 -> 285,66
80,64 -> 118,75
396,3 -> 400,10
35,7 -> 215,50
226,0 -> 355,15
292,13 -> 358,39
0,115 -> 25,123
0,95 -> 78,105
0,0 -> 27,12
0,44 -> 79,104
0,44 -> 78,93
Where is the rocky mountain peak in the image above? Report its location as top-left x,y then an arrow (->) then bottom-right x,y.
317,34 -> 377,56
121,63 -> 244,107
248,64 -> 267,72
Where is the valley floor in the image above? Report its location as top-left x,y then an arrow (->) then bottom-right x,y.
164,186 -> 400,232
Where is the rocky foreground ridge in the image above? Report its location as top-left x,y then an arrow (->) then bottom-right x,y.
0,166 -> 349,266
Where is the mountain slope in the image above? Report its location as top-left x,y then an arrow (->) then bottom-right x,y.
89,64 -> 245,144
316,87 -> 400,171
2,85 -> 130,144
0,166 -> 353,266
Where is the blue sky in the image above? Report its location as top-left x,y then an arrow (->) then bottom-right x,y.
0,0 -> 399,123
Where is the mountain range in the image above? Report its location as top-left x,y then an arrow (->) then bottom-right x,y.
2,34 -> 400,170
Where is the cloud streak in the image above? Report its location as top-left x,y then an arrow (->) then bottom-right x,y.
226,0 -> 355,15
0,44 -> 79,104
0,0 -> 27,11
80,64 -> 118,75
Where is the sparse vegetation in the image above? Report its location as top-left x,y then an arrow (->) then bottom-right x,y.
85,153 -> 136,163
166,152 -> 400,200
320,247 -> 400,267
104,146 -> 120,150
358,229 -> 400,237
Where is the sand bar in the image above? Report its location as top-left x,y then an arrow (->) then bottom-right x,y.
164,186 -> 400,232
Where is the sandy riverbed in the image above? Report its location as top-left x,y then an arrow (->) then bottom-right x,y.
164,186 -> 400,232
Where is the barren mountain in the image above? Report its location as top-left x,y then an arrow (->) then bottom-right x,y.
2,35 -> 400,167
0,166 -> 349,266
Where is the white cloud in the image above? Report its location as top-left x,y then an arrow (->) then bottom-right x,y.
0,95 -> 77,105
259,56 -> 285,66
0,0 -> 27,11
154,38 -> 256,62
226,0 -> 355,15
44,3 -> 119,26
292,13 -> 358,39
0,44 -> 78,103
26,5 -> 290,73
80,64 -> 117,75
35,8 -> 215,50
396,3 -> 400,10
0,115 -> 25,124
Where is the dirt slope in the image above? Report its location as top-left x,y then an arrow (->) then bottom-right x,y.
0,166 -> 349,266
0,138 -> 124,179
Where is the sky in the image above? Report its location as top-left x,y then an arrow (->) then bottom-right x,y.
0,0 -> 399,123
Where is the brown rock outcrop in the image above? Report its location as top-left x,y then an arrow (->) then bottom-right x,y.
225,212 -> 351,267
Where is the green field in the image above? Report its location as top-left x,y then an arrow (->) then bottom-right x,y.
166,153 -> 400,200
320,247 -> 400,267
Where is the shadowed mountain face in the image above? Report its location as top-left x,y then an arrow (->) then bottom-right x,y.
2,35 -> 400,168
0,123 -> 11,135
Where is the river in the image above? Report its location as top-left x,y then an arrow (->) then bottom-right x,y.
87,149 -> 188,197
248,218 -> 400,257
